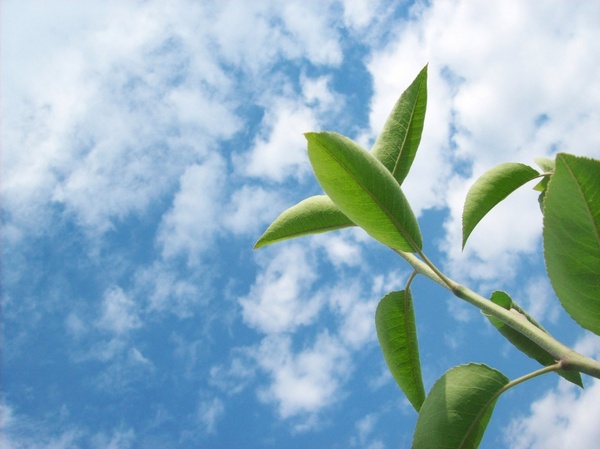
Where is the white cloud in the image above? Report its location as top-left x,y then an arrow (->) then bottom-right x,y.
2,0 -> 350,240
277,2 -> 343,66
241,245 -> 322,334
506,379 -> 600,449
517,276 -> 560,325
366,0 -> 600,287
223,185 -> 285,236
0,400 -> 135,449
505,334 -> 600,449
327,280 -> 378,349
311,232 -> 363,268
240,98 -> 318,182
204,1 -> 342,73
157,156 -> 226,264
301,74 -> 340,112
341,0 -> 383,30
134,262 -> 203,318
350,413 -> 385,449
255,332 -> 351,421
96,287 -> 141,335
2,0 -> 243,238
196,396 -> 225,434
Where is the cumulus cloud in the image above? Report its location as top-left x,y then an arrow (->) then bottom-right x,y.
311,232 -> 363,268
254,332 -> 351,422
2,0 -> 244,239
223,185 -> 286,236
205,1 -> 342,73
157,156 -> 226,263
240,244 -> 322,334
240,98 -> 319,182
327,280 -> 378,349
366,0 -> 600,287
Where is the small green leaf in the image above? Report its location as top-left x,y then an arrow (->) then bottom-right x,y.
412,364 -> 509,449
534,157 -> 555,173
376,290 -> 425,411
544,153 -> 600,335
485,291 -> 583,387
533,175 -> 550,192
254,195 -> 354,249
371,64 -> 428,186
462,163 -> 540,249
306,132 -> 422,252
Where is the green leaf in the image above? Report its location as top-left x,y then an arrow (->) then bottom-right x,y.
254,195 -> 354,249
412,364 -> 509,449
375,290 -> 425,411
371,64 -> 428,186
544,153 -> 600,335
462,163 -> 540,249
534,157 -> 555,173
484,291 -> 583,387
306,131 -> 422,252
533,175 -> 550,192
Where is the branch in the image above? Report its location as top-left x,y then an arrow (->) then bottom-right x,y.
394,250 -> 600,380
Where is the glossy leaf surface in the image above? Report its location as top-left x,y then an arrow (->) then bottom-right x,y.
484,291 -> 582,387
544,154 -> 600,335
412,364 -> 509,449
371,64 -> 427,186
254,195 -> 353,249
375,290 -> 425,411
463,163 -> 539,248
306,132 -> 422,252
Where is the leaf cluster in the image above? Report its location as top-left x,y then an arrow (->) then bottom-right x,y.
255,65 -> 600,448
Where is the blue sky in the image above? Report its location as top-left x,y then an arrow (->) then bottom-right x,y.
2,1 -> 600,448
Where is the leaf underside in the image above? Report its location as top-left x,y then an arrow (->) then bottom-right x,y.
485,291 -> 583,387
371,64 -> 428,185
375,290 -> 425,411
412,364 -> 509,449
306,131 -> 422,252
254,195 -> 354,249
544,153 -> 600,336
462,162 -> 539,248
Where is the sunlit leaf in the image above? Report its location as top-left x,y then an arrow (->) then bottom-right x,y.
462,163 -> 539,248
412,364 -> 509,449
371,64 -> 427,186
544,153 -> 600,335
254,195 -> 353,249
376,290 -> 425,411
484,291 -> 583,387
306,131 -> 422,252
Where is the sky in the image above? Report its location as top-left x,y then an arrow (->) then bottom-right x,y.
2,1 -> 600,448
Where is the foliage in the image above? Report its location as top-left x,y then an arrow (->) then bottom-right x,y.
255,64 -> 600,448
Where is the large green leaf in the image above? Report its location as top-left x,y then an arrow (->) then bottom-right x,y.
412,364 -> 509,449
544,153 -> 600,335
375,290 -> 425,411
305,132 -> 422,252
484,291 -> 583,387
462,163 -> 540,248
254,195 -> 354,249
371,64 -> 427,186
